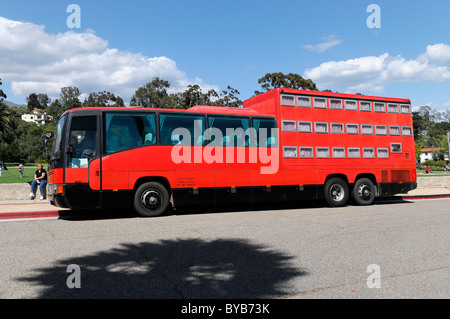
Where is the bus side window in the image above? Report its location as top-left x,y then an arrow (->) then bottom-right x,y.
253,118 -> 278,147
159,113 -> 205,146
208,116 -> 250,147
105,113 -> 156,153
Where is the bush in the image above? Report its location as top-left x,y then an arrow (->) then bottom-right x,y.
423,159 -> 434,167
435,160 -> 447,168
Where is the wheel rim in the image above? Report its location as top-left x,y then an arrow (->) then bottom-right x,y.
330,184 -> 345,202
357,183 -> 372,201
141,189 -> 162,211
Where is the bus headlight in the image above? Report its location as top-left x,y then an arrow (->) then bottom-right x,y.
48,184 -> 63,195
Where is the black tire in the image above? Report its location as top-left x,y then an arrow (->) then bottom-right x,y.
134,182 -> 170,217
324,177 -> 349,207
352,178 -> 376,205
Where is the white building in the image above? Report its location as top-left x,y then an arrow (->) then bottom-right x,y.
419,147 -> 449,163
21,109 -> 51,126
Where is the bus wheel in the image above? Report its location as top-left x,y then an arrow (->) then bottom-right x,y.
134,182 -> 170,217
352,178 -> 375,205
324,177 -> 349,207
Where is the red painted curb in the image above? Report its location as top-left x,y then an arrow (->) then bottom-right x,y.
0,210 -> 59,220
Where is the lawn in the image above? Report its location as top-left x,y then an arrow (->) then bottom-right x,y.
0,165 -> 40,184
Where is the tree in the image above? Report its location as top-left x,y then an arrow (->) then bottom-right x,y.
130,77 -> 173,108
26,93 -> 50,112
212,86 -> 242,107
254,72 -> 318,95
60,86 -> 82,110
45,99 -> 64,124
176,84 -> 216,109
0,78 -> 9,137
84,91 -> 125,107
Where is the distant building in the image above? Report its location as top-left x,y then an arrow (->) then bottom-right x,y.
21,108 -> 51,126
419,147 -> 449,163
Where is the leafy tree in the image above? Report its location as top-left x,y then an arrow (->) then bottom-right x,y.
44,99 -> 64,124
254,72 -> 318,95
26,93 -> 50,112
0,78 -> 9,137
176,84 -> 216,109
83,91 -> 125,107
60,86 -> 82,110
213,86 -> 242,107
130,77 -> 173,108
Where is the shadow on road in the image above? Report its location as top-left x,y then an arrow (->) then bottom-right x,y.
58,197 -> 413,222
16,238 -> 306,298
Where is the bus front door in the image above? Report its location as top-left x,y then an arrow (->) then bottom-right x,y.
65,114 -> 101,209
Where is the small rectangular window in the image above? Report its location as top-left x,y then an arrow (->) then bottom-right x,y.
331,123 -> 344,134
298,121 -> 313,133
297,96 -> 311,108
359,101 -> 371,112
400,104 -> 411,114
313,97 -> 327,108
346,124 -> 359,134
363,148 -> 375,158
375,125 -> 387,135
315,122 -> 328,133
299,147 -> 313,158
377,148 -> 389,158
329,99 -> 342,110
281,120 -> 296,132
374,102 -> 385,112
387,103 -> 399,113
316,147 -> 330,158
348,148 -> 361,158
402,126 -> 413,136
281,95 -> 295,106
332,147 -> 346,158
389,126 -> 401,136
361,124 -> 373,135
283,146 -> 298,158
345,100 -> 357,111
391,143 -> 402,153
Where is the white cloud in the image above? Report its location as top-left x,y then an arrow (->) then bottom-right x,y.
304,44 -> 450,93
0,17 -> 218,103
303,35 -> 342,53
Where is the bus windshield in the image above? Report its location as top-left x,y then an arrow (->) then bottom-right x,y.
51,115 -> 67,161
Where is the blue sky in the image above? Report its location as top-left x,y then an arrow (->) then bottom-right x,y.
1,0 -> 450,112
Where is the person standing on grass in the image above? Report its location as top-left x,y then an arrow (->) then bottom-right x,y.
18,163 -> 24,178
29,163 -> 47,200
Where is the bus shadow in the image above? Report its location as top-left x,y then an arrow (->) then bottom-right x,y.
58,197 -> 413,221
16,238 -> 306,299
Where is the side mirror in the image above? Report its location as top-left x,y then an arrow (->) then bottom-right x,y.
41,130 -> 55,158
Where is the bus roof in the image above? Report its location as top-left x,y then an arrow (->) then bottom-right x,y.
61,104 -> 263,117
243,88 -> 411,106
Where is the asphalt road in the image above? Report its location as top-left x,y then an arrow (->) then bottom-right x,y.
0,198 -> 449,299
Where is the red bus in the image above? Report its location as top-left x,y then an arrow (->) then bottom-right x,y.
47,88 -> 417,216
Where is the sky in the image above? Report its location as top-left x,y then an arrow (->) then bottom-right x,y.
1,0 -> 450,112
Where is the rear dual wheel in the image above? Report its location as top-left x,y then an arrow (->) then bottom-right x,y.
352,178 -> 376,205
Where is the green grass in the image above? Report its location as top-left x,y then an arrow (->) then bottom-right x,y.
417,169 -> 450,176
0,165 -> 38,183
